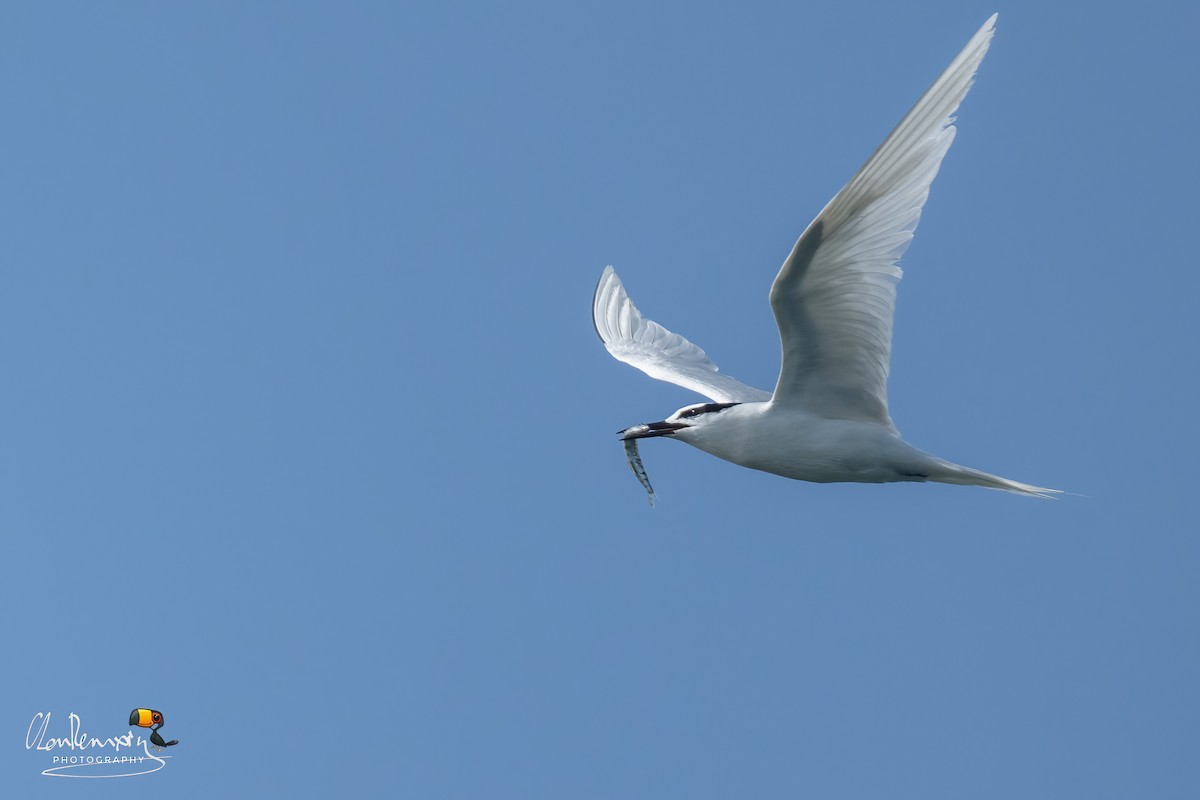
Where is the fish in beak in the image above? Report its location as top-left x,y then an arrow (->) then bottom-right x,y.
619,421 -> 687,440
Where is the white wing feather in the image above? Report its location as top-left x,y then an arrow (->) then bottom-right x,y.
593,266 -> 771,404
769,14 -> 998,431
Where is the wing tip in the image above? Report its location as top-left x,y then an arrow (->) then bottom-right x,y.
592,265 -> 619,343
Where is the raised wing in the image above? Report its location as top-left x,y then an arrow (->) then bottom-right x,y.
770,14 -> 997,431
593,266 -> 771,404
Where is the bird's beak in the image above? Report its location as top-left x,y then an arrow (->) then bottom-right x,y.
619,421 -> 687,440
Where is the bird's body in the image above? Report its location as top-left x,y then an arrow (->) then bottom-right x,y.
593,13 -> 1059,501
675,403 -> 933,484
624,400 -> 1051,495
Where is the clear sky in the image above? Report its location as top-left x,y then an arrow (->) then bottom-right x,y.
3,1 -> 1197,797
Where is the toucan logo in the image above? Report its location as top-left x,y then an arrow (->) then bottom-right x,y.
129,708 -> 179,749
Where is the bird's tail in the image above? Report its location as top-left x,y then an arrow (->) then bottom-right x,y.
930,460 -> 1061,499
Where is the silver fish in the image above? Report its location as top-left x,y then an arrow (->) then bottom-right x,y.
623,436 -> 656,506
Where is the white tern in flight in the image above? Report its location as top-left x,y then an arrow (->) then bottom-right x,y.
593,14 -> 1059,504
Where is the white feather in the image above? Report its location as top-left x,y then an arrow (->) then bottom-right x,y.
592,266 -> 771,404
769,14 -> 997,429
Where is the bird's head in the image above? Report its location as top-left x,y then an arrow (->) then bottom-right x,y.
619,402 -> 742,441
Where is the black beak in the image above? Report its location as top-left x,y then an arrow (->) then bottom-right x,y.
619,421 -> 687,440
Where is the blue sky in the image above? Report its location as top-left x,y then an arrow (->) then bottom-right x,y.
3,1 -> 1197,796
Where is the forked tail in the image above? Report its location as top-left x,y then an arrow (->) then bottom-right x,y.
932,460 -> 1062,499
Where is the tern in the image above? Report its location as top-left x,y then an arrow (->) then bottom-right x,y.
593,14 -> 1059,503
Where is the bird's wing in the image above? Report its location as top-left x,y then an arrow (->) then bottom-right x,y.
593,266 -> 772,404
769,13 -> 997,431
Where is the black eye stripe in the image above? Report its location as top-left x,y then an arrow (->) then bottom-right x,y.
680,402 -> 740,418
